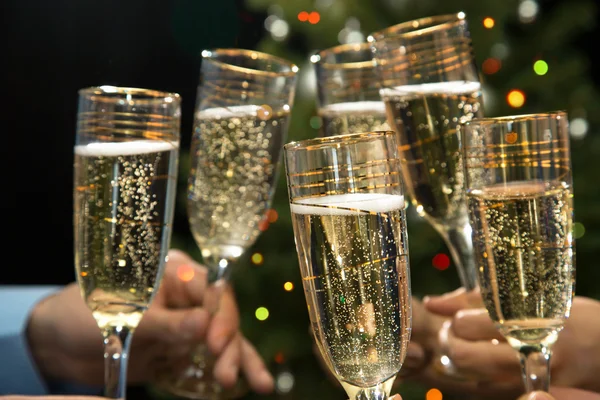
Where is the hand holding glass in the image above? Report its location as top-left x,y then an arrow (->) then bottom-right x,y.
74,86 -> 181,399
155,48 -> 298,399
284,131 -> 411,400
462,112 -> 575,393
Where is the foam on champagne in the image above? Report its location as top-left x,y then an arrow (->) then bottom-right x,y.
320,101 -> 387,115
380,81 -> 481,97
291,193 -> 405,215
474,181 -> 552,197
75,140 -> 178,157
196,105 -> 264,119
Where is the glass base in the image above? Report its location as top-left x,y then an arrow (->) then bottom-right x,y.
153,367 -> 248,400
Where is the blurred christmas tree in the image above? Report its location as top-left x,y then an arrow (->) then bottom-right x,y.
168,0 -> 600,399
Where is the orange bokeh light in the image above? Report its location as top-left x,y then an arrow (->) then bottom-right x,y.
267,209 -> 279,223
177,264 -> 195,282
298,11 -> 309,22
308,11 -> 320,24
426,388 -> 443,400
258,219 -> 270,232
482,58 -> 501,75
483,17 -> 495,29
507,89 -> 526,108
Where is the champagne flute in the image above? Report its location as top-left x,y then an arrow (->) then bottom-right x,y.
284,131 -> 412,400
368,13 -> 483,291
74,86 -> 181,399
461,112 -> 575,393
155,49 -> 298,399
311,42 -> 390,136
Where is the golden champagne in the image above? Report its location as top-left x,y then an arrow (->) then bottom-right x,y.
467,181 -> 575,349
319,101 -> 390,137
188,105 -> 289,269
291,193 -> 411,388
74,140 -> 179,329
381,81 -> 482,228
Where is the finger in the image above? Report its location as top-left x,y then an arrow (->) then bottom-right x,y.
206,285 -> 240,355
240,337 -> 274,394
423,287 -> 483,317
451,308 -> 505,341
390,395 -> 402,400
550,387 -> 600,400
213,333 -> 242,388
446,330 -> 521,380
159,249 -> 208,308
518,392 -> 556,400
138,307 -> 210,344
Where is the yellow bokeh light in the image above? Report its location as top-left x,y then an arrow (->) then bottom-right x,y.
483,17 -> 495,29
284,281 -> 294,291
507,90 -> 526,108
251,253 -> 264,265
255,307 -> 269,321
426,388 -> 443,400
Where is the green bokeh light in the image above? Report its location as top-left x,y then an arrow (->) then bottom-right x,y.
255,307 -> 270,321
573,222 -> 586,239
534,60 -> 549,75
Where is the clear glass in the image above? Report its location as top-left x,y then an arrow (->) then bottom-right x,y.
312,42 -> 390,137
154,49 -> 298,399
368,13 -> 482,291
284,131 -> 412,400
74,86 -> 181,399
461,112 -> 575,393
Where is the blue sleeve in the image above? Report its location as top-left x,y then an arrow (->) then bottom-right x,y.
0,285 -> 61,395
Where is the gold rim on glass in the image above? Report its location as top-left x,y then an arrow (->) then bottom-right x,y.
201,48 -> 299,78
78,86 -> 181,104
464,111 -> 568,126
311,42 -> 374,70
368,12 -> 466,41
284,131 -> 397,151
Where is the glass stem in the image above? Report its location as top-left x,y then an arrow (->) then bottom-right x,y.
519,346 -> 551,393
103,325 -> 134,400
439,223 -> 478,291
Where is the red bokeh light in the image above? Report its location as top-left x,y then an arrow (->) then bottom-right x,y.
297,11 -> 309,22
258,219 -> 270,232
274,352 -> 285,364
267,209 -> 279,223
482,58 -> 501,75
308,11 -> 320,24
432,254 -> 450,271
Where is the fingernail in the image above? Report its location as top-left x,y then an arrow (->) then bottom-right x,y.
422,296 -> 431,304
520,392 -> 554,400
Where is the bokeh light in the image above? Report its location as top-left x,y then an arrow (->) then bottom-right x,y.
482,58 -> 502,75
507,89 -> 526,108
432,254 -> 450,271
284,281 -> 294,291
310,115 -> 323,129
259,219 -> 270,231
483,17 -> 495,29
275,371 -> 295,393
177,264 -> 195,282
533,60 -> 549,75
255,307 -> 270,321
297,11 -> 309,22
573,222 -> 586,239
251,253 -> 264,265
308,11 -> 320,24
274,352 -> 285,364
519,0 -> 539,23
267,209 -> 279,223
426,388 -> 443,400
569,118 -> 589,139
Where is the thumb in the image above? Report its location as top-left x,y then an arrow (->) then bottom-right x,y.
137,307 -> 210,343
518,392 -> 555,400
423,287 -> 483,317
390,395 -> 402,400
